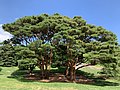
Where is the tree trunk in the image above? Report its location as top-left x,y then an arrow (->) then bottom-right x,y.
70,66 -> 73,81
69,60 -> 76,81
73,65 -> 76,81
65,66 -> 69,76
41,64 -> 44,79
41,57 -> 45,79
45,59 -> 49,79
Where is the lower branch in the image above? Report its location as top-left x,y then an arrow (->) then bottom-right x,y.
75,63 -> 92,70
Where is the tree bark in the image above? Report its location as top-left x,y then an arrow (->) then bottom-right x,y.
69,60 -> 76,81
65,66 -> 69,76
41,56 -> 45,79
45,59 -> 49,79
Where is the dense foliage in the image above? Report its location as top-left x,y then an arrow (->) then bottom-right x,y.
1,13 -> 120,80
15,46 -> 37,74
0,43 -> 17,67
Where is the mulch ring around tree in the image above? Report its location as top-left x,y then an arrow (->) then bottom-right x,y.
24,72 -> 94,84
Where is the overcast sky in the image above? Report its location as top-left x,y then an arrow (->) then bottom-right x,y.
0,0 -> 120,43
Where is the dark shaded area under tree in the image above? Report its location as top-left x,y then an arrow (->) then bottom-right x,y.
8,68 -> 119,86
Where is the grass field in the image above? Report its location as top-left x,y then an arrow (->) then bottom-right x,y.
0,66 -> 120,90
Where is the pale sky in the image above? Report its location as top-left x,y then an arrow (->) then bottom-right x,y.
0,24 -> 12,42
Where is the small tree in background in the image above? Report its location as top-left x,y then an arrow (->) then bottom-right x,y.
15,46 -> 37,74
0,43 -> 17,67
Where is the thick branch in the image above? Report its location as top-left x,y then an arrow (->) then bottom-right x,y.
75,63 -> 92,70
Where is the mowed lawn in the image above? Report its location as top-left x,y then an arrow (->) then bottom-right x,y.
0,66 -> 120,90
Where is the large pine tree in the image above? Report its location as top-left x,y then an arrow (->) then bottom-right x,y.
2,13 -> 120,80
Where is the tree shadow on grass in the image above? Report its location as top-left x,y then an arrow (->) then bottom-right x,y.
76,70 -> 119,86
0,69 -> 3,75
7,69 -> 36,82
8,68 -> 119,86
8,68 -> 66,82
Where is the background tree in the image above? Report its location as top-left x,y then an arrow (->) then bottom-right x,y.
15,46 -> 37,74
0,43 -> 17,67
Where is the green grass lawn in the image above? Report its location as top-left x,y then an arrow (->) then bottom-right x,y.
0,66 -> 120,90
